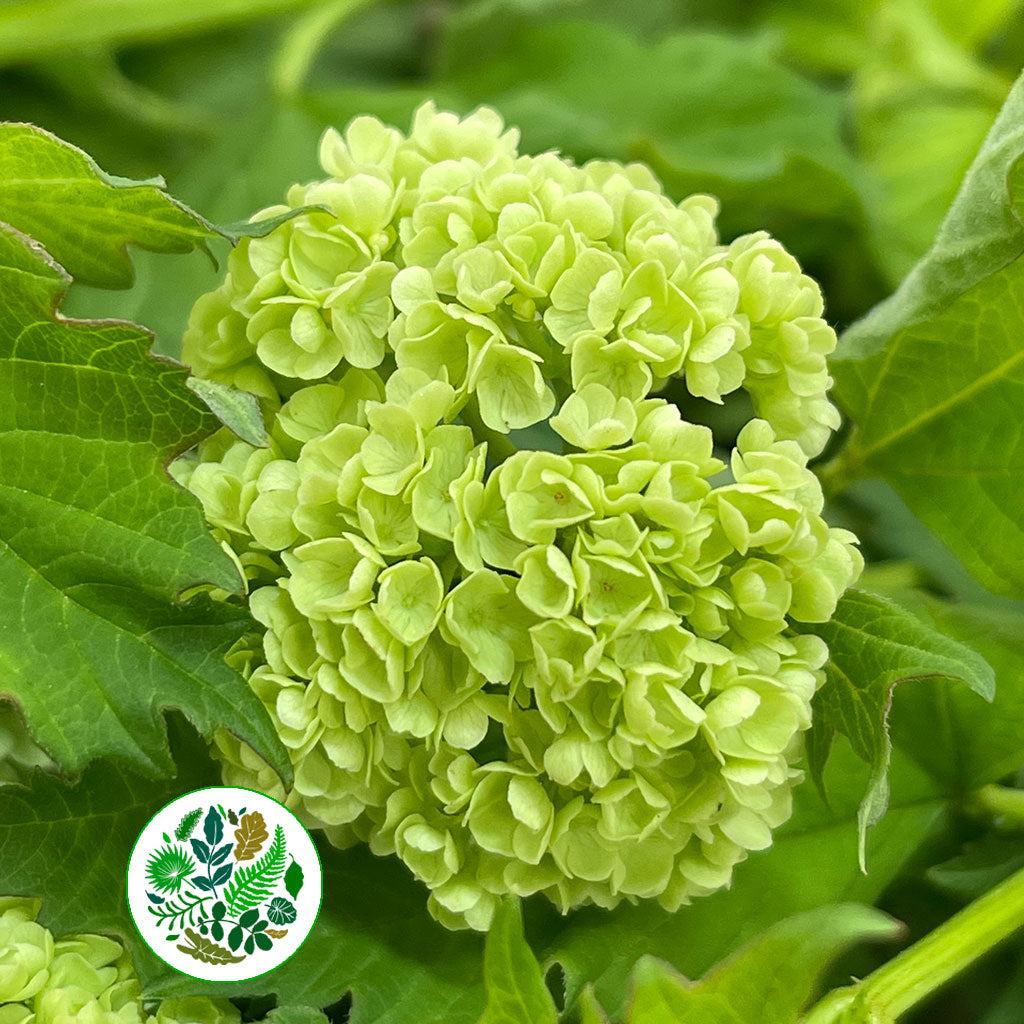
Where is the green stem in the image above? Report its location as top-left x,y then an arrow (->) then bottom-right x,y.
272,0 -> 375,99
0,0 -> 326,65
966,784 -> 1024,830
804,864 -> 1024,1021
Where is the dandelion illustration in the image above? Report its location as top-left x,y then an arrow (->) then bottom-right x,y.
146,844 -> 196,895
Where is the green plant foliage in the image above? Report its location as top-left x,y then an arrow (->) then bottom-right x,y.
478,899 -> 557,1024
624,904 -> 900,1023
0,123 -> 218,288
831,70 -> 1024,598
0,139 -> 290,779
795,589 -> 995,863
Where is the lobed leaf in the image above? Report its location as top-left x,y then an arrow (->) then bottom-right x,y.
0,123 -> 217,289
0,136 -> 289,780
234,811 -> 270,862
794,589 -> 994,865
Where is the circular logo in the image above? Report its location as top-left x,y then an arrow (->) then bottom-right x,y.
127,787 -> 322,981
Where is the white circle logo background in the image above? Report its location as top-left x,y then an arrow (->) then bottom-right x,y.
127,787 -> 322,982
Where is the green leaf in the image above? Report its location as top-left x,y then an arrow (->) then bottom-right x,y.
186,376 -> 268,447
794,589 -> 994,866
0,718 -> 216,944
0,192 -> 288,780
284,857 -> 305,901
871,590 -> 1024,794
627,905 -> 900,1024
438,22 -> 864,228
0,0 -> 330,67
478,899 -> 557,1024
831,70 -> 1024,597
577,985 -> 610,1024
0,123 -> 218,288
223,825 -> 287,916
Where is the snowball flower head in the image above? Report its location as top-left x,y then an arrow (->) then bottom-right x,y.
176,102 -> 861,930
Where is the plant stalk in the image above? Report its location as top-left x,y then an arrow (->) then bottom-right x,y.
804,863 -> 1024,1021
0,0 -> 327,65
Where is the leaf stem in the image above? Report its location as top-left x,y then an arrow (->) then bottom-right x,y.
803,864 -> 1024,1021
0,0 -> 327,65
966,784 -> 1024,830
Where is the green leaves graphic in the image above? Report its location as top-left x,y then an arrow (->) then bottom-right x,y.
0,131 -> 289,780
284,858 -> 304,901
832,69 -> 1024,597
175,808 -> 202,841
146,844 -> 196,895
224,825 -> 287,916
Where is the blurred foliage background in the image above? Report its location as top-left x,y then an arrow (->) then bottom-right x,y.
2,0 -> 1021,353
3,1 -> 1024,1020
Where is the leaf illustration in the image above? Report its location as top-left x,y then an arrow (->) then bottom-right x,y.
211,863 -> 233,886
146,844 -> 196,895
177,927 -> 245,965
267,897 -> 297,926
285,858 -> 304,901
191,838 -> 211,863
233,811 -> 269,862
210,842 -> 233,866
174,808 -> 202,842
254,933 -> 273,952
227,810 -> 238,826
204,806 -> 224,846
266,928 -> 288,939
224,825 -> 287,916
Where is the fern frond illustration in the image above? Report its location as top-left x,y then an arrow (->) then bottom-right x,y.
147,889 -> 209,930
223,824 -> 286,916
174,807 -> 203,841
146,844 -> 196,895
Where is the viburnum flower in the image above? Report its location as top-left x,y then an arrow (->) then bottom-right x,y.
0,901 -> 237,1024
174,101 -> 861,930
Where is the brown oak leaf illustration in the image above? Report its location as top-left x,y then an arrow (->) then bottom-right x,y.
233,810 -> 268,861
265,928 -> 288,939
176,928 -> 245,964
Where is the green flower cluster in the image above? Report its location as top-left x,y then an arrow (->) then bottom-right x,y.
176,103 -> 861,930
0,899 -> 237,1024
